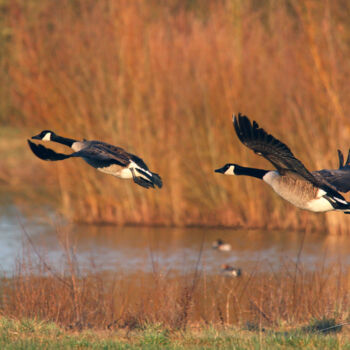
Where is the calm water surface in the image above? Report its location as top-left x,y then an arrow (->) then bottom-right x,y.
1,202 -> 350,275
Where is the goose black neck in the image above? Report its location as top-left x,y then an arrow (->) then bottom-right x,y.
235,165 -> 268,179
51,134 -> 76,147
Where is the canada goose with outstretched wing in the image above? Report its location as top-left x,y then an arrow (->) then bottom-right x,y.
215,114 -> 350,213
28,130 -> 162,189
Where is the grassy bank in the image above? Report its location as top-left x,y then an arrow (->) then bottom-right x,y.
3,0 -> 350,232
0,318 -> 349,349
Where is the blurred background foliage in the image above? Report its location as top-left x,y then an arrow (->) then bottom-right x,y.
1,0 -> 350,232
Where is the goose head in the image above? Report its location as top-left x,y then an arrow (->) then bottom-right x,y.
215,163 -> 236,175
212,239 -> 224,249
32,130 -> 56,142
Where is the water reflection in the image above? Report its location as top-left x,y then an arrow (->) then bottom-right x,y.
1,204 -> 350,275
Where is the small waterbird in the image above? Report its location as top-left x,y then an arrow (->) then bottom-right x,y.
215,114 -> 350,213
28,130 -> 162,189
212,239 -> 232,251
221,264 -> 242,277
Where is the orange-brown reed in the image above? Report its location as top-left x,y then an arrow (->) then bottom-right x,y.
5,0 -> 350,232
1,229 -> 349,330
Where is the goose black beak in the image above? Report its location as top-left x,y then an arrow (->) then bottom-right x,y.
214,167 -> 226,174
31,134 -> 41,140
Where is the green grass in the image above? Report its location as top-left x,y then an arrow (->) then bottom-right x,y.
0,318 -> 349,350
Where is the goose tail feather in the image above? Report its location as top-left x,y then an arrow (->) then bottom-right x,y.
134,168 -> 163,189
150,172 -> 163,188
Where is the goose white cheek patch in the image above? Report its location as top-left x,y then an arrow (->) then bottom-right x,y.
42,133 -> 51,141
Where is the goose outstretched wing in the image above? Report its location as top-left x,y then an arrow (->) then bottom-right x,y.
233,114 -> 321,186
73,141 -> 131,168
73,141 -> 151,171
314,149 -> 350,193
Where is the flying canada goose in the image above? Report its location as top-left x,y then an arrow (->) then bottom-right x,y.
215,114 -> 350,213
28,130 -> 162,189
212,239 -> 232,251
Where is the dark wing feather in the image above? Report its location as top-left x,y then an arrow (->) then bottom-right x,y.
28,140 -> 71,161
130,154 -> 150,170
338,149 -> 344,168
73,140 -> 153,173
233,114 -> 320,186
88,141 -> 150,170
337,149 -> 350,168
73,141 -> 131,168
314,149 -> 350,193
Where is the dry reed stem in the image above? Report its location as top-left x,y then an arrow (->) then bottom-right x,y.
2,258 -> 349,330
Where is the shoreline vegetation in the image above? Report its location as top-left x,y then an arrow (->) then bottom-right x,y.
2,0 -> 350,233
0,317 -> 348,349
0,229 -> 349,348
0,228 -> 348,340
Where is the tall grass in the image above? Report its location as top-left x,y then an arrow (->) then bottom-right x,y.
1,251 -> 350,331
6,0 -> 350,232
1,227 -> 349,330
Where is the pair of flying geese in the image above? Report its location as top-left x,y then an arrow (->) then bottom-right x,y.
28,114 -> 350,214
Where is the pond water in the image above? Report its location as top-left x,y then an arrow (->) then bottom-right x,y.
1,201 -> 350,276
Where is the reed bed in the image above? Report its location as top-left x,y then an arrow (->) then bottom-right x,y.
4,0 -> 350,232
1,236 -> 349,331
